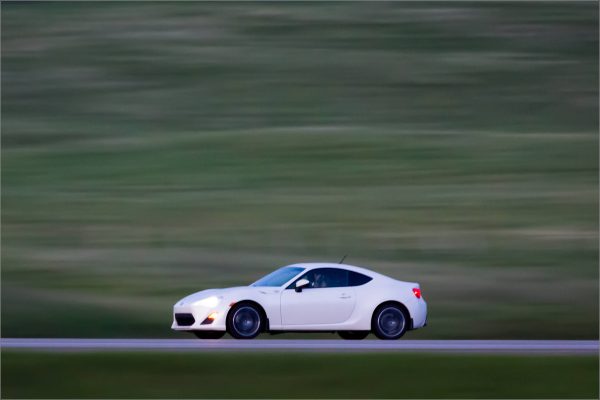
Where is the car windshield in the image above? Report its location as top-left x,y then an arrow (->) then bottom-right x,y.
251,266 -> 305,287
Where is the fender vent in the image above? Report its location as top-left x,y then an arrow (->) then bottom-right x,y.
175,313 -> 195,326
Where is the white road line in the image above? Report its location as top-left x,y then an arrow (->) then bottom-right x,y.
1,339 -> 598,353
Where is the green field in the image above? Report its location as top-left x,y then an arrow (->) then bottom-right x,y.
2,351 -> 598,398
1,2 -> 598,340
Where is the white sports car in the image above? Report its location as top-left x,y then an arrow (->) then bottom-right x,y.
171,263 -> 427,340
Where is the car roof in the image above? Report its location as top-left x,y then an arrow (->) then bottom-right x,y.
285,262 -> 385,279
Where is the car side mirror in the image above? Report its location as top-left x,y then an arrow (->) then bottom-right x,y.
295,278 -> 310,292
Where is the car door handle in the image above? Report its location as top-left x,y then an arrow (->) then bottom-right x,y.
339,294 -> 352,299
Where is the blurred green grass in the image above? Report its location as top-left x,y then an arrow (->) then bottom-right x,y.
2,351 -> 598,398
1,2 -> 598,339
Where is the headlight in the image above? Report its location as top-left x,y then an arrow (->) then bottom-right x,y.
196,296 -> 220,308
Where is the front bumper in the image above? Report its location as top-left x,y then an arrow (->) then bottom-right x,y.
171,303 -> 227,331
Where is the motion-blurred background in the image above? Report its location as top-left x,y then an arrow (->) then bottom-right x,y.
2,1 -> 598,340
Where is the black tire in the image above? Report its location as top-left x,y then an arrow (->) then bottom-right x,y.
227,302 -> 264,339
193,331 -> 226,339
338,331 -> 370,340
372,303 -> 409,340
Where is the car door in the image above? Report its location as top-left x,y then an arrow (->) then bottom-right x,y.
280,268 -> 356,326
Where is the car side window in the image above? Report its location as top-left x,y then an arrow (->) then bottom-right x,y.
287,268 -> 350,289
348,271 -> 373,286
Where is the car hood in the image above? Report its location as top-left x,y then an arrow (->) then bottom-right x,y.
177,286 -> 263,306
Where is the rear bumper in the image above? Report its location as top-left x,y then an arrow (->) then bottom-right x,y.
410,299 -> 427,330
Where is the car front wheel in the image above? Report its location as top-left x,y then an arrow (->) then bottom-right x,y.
338,331 -> 369,340
372,304 -> 409,340
193,331 -> 226,339
227,302 -> 264,339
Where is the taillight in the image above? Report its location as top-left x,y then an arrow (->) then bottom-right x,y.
412,287 -> 422,299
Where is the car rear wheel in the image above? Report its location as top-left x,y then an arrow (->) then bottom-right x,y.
193,331 -> 226,339
227,302 -> 263,339
372,304 -> 408,340
338,331 -> 370,340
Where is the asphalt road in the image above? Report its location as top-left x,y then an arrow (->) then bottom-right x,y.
1,339 -> 597,353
